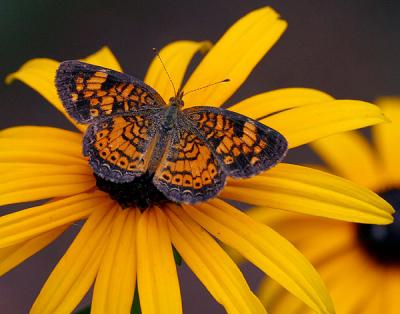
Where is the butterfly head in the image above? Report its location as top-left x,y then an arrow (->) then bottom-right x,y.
169,89 -> 185,109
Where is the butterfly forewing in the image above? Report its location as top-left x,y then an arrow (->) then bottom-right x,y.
56,61 -> 166,124
84,114 -> 161,183
184,106 -> 288,178
153,128 -> 227,203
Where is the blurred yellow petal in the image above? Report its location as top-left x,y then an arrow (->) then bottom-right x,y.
6,47 -> 121,132
246,209 -> 354,256
311,131 -> 385,190
144,40 -> 211,101
0,224 -> 68,276
137,207 -> 182,314
0,174 -> 95,206
261,100 -> 387,148
385,269 -> 400,314
327,253 -> 380,314
166,203 -> 266,314
0,192 -> 111,247
257,278 -> 283,311
183,7 -> 286,108
363,291 -> 384,314
222,163 -> 394,223
31,205 -> 117,314
229,88 -> 334,119
262,279 -> 308,314
186,199 -> 334,314
373,97 -> 400,187
294,227 -> 355,266
92,208 -> 139,314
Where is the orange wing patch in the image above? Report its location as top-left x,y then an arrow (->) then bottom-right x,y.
84,114 -> 158,183
153,130 -> 226,203
185,107 -> 288,178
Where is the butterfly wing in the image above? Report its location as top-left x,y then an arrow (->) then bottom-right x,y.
84,113 -> 162,183
183,106 -> 288,178
56,60 -> 166,124
152,127 -> 227,203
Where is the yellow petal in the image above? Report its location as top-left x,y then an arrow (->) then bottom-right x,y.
229,88 -> 333,120
326,250 -> 381,314
84,46 -> 122,72
92,208 -> 139,314
0,192 -> 112,247
31,204 -> 117,314
259,278 -> 308,314
183,7 -> 286,108
0,138 -> 82,158
363,288 -> 384,314
222,163 -> 394,223
248,210 -> 355,269
137,207 -> 182,314
144,40 -> 212,101
260,100 -> 387,148
6,47 -> 121,132
0,126 -> 82,143
245,208 -> 353,252
310,131 -> 385,190
185,199 -> 334,314
1,164 -> 92,178
0,225 -> 68,276
0,150 -> 86,166
165,203 -> 267,314
373,97 -> 400,187
384,269 -> 400,314
258,278 -> 295,312
0,174 -> 95,206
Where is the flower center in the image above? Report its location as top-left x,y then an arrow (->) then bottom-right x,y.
357,188 -> 400,265
95,173 -> 169,211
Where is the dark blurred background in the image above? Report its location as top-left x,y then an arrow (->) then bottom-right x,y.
1,1 -> 399,313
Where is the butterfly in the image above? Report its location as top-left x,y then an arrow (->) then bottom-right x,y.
55,60 -> 288,204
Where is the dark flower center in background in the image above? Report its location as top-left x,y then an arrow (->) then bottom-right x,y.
95,173 -> 169,210
357,189 -> 400,265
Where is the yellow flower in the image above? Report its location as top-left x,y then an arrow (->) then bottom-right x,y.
0,7 -> 394,314
254,97 -> 400,313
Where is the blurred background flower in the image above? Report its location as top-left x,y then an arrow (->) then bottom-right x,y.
1,1 -> 400,313
253,97 -> 400,313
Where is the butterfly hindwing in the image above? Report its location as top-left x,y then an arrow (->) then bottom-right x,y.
153,128 -> 227,203
184,106 -> 288,178
56,61 -> 166,124
84,113 -> 161,183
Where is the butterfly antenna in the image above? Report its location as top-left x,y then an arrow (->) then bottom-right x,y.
182,79 -> 230,97
152,48 -> 177,96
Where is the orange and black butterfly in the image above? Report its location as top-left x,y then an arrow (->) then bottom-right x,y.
56,61 -> 288,203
